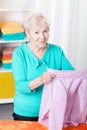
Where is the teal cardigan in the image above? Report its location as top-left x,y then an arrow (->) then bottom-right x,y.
12,43 -> 74,117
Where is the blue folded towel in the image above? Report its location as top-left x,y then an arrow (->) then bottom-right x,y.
1,32 -> 26,40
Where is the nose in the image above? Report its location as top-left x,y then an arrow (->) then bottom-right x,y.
39,33 -> 45,40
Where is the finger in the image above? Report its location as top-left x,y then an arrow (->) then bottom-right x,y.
49,73 -> 56,78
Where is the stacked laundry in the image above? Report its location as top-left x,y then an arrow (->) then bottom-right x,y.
0,48 -> 2,67
0,21 -> 26,40
1,46 -> 16,69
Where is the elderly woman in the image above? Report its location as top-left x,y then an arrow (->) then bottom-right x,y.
12,13 -> 74,121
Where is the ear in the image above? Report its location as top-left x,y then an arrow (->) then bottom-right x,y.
25,30 -> 31,40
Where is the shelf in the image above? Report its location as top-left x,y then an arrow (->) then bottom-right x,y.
0,9 -> 30,12
0,37 -> 29,44
0,67 -> 12,73
0,98 -> 13,104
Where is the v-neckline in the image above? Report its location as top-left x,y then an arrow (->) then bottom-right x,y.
26,43 -> 49,61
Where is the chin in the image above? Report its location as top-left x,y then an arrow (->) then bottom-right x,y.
40,44 -> 47,48
38,43 -> 47,48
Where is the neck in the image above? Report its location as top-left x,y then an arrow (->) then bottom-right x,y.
28,43 -> 47,53
28,43 -> 47,59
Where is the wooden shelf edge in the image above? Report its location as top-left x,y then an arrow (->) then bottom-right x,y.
0,98 -> 13,104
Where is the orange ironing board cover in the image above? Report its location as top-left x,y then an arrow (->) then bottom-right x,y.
0,120 -> 87,130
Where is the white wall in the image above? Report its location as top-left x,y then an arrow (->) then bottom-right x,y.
64,0 -> 87,70
75,0 -> 87,70
33,0 -> 87,70
0,0 -> 31,10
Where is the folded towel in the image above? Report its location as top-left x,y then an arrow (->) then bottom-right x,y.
2,32 -> 26,40
0,21 -> 23,28
2,59 -> 12,63
2,63 -> 12,69
2,56 -> 12,60
1,53 -> 12,58
1,46 -> 16,54
1,27 -> 24,34
0,20 -> 25,34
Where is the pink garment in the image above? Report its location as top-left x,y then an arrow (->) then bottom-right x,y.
39,69 -> 87,130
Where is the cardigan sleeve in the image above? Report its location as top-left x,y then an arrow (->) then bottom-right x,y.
12,48 -> 35,94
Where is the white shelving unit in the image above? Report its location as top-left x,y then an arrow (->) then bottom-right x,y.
0,98 -> 14,104
0,38 -> 29,44
0,1 -> 30,104
0,10 -> 29,73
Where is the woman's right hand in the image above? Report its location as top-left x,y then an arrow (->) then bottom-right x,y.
40,72 -> 56,84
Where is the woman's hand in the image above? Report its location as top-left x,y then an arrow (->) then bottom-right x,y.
29,72 -> 56,90
40,72 -> 56,84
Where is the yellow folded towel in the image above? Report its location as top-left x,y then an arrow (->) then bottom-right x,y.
2,59 -> 12,63
0,21 -> 25,34
1,26 -> 24,34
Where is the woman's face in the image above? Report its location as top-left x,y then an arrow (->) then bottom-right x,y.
28,23 -> 49,48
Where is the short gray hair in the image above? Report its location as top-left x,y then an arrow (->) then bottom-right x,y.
24,13 -> 50,31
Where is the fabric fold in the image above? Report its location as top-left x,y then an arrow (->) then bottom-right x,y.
39,69 -> 87,130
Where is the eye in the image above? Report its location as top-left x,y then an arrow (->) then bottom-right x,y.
44,29 -> 49,33
35,32 -> 39,34
44,30 -> 47,32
